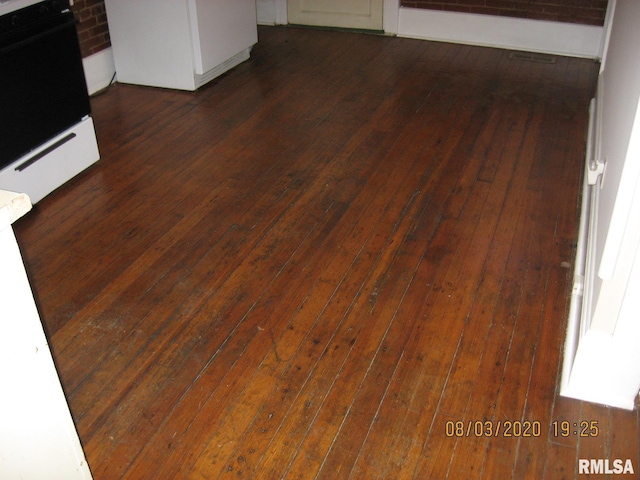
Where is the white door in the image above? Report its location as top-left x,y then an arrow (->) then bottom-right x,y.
287,0 -> 383,31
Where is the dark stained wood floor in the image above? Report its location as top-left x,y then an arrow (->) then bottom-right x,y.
14,26 -> 639,479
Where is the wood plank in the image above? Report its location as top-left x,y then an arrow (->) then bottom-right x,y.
11,25 -> 624,480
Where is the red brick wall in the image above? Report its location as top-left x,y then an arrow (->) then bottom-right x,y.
400,0 -> 608,26
71,0 -> 110,58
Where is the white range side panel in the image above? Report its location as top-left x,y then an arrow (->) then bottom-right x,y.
189,0 -> 258,75
0,202 -> 93,480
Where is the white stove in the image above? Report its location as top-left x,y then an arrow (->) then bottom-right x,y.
0,0 -> 99,203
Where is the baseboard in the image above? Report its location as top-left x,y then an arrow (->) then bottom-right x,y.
397,7 -> 604,59
82,47 -> 116,96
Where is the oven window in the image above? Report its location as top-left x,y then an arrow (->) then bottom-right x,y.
0,11 -> 91,170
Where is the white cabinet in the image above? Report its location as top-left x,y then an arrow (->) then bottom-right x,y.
105,0 -> 258,91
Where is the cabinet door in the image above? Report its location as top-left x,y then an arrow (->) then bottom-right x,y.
287,0 -> 383,31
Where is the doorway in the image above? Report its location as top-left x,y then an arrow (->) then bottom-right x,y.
287,0 -> 383,31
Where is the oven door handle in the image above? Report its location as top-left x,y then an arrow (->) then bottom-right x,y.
15,132 -> 77,172
0,15 -> 77,55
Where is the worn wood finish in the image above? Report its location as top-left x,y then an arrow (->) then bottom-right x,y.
14,26 -> 639,479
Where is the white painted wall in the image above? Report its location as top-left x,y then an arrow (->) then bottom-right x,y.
396,7 -> 604,58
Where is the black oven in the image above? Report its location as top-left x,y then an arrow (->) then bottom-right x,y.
0,0 -> 91,170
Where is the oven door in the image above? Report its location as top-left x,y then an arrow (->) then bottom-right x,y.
0,9 -> 91,170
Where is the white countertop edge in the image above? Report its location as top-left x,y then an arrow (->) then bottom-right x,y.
0,190 -> 32,229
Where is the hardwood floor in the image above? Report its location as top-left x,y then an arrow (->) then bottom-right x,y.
14,26 -> 639,479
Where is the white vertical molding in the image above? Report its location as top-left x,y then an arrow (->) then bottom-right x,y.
383,0 -> 399,35
257,0 -> 276,25
274,0 -> 288,25
599,0 -> 616,70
